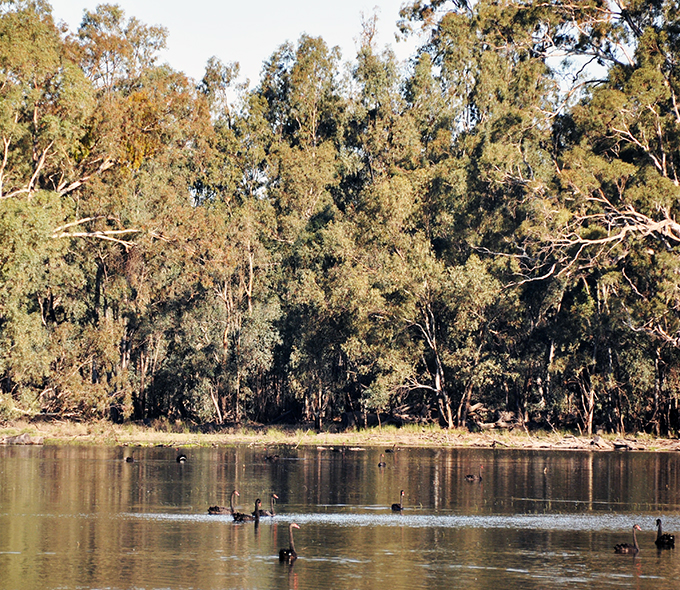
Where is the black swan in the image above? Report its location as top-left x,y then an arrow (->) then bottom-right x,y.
234,499 -> 261,523
125,451 -> 134,463
615,524 -> 642,554
176,453 -> 187,463
255,493 -> 279,517
264,447 -> 280,462
279,523 -> 300,562
385,443 -> 398,453
391,490 -> 405,512
378,454 -> 386,468
655,518 -> 675,549
209,489 -> 239,515
465,465 -> 483,482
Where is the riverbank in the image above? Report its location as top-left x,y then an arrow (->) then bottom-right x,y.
1,419 -> 680,452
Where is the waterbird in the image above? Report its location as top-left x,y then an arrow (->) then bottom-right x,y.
279,523 -> 300,562
264,447 -> 280,462
378,454 -> 386,468
208,489 -> 238,515
465,465 -> 483,482
176,452 -> 187,463
391,490 -> 405,512
234,498 -> 261,523
655,518 -> 675,549
255,493 -> 279,517
615,524 -> 642,554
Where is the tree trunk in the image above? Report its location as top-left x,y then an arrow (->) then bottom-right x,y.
579,373 -> 595,436
433,353 -> 454,428
315,381 -> 323,431
209,384 -> 223,425
543,340 -> 555,406
456,379 -> 473,428
438,394 -> 454,429
653,347 -> 662,436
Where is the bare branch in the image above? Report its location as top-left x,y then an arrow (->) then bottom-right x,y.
57,158 -> 116,196
51,217 -> 107,233
51,222 -> 140,249
27,142 -> 53,196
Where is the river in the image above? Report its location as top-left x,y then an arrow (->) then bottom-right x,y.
0,444 -> 679,589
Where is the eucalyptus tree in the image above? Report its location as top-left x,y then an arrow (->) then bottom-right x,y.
528,0 -> 680,433
0,1 -> 216,420
344,58 -> 446,423
259,34 -> 343,239
0,0 -> 102,416
0,0 -> 103,201
398,0 -> 680,434
353,0 -> 553,427
392,1 -> 603,430
254,35 -> 349,426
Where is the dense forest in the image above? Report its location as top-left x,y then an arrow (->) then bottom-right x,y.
2,0 -> 680,435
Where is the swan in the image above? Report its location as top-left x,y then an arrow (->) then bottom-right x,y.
208,490 -> 238,515
391,490 -> 404,512
615,524 -> 641,554
655,518 -> 675,549
279,523 -> 300,562
465,465 -> 483,482
255,493 -> 279,517
234,499 -> 261,523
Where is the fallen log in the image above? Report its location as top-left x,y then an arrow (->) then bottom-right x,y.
1,433 -> 44,445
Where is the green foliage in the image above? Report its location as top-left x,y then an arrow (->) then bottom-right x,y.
4,0 -> 680,437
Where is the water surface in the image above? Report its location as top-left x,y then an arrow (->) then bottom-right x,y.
1,444 -> 679,589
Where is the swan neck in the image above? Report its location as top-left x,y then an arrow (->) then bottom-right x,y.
289,525 -> 296,552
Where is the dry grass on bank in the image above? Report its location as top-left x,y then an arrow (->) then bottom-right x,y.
1,419 -> 680,452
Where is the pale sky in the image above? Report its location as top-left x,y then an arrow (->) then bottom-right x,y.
48,0 -> 423,86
